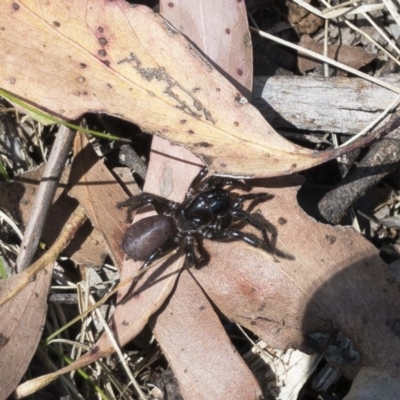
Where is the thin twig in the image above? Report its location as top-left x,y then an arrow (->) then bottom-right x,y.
16,125 -> 76,272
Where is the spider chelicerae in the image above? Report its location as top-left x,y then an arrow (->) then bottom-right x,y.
118,168 -> 274,270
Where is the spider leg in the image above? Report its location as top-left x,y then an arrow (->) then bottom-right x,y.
183,235 -> 210,268
183,235 -> 197,268
233,193 -> 273,209
139,240 -> 179,271
206,229 -> 271,252
118,194 -> 178,222
231,208 -> 271,246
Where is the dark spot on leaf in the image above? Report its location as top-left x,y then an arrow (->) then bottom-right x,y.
233,121 -> 239,127
8,77 -> 15,84
147,91 -> 155,97
98,49 -> 107,57
168,2 -> 174,6
99,37 -> 108,46
98,27 -> 104,33
78,76 -> 85,83
12,3 -> 19,11
101,60 -> 111,67
194,100 -> 203,109
162,128 -> 169,133
30,274 -> 37,282
80,63 -> 87,68
291,163 -> 297,169
221,163 -> 227,168
91,346 -> 99,354
325,235 -> 337,244
237,69 -> 243,76
106,83 -> 112,89
194,142 -> 212,148
199,305 -> 206,311
278,217 -> 287,225
225,28 -> 231,34
122,320 -> 129,326
216,88 -> 220,92
188,129 -> 195,134
53,21 -> 60,27
180,119 -> 187,124
0,333 -> 9,348
257,303 -> 266,312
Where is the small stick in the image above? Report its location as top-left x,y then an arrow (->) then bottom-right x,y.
16,125 -> 76,272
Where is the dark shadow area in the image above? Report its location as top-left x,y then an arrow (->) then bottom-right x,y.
301,254 -> 400,387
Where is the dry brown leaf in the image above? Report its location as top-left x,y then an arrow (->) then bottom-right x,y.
150,270 -> 262,400
0,0 -> 348,178
68,131 -> 128,269
0,264 -> 52,400
298,35 -> 376,74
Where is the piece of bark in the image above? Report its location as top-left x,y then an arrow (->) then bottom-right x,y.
318,133 -> 400,224
252,75 -> 400,134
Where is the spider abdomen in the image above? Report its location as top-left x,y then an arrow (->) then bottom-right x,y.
122,215 -> 177,261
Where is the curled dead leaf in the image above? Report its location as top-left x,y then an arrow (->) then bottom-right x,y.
0,0 -> 365,178
298,35 -> 375,74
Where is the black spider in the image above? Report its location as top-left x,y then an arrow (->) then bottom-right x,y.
118,168 -> 274,271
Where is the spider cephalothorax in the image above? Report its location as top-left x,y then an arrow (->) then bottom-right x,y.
118,168 -> 273,270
